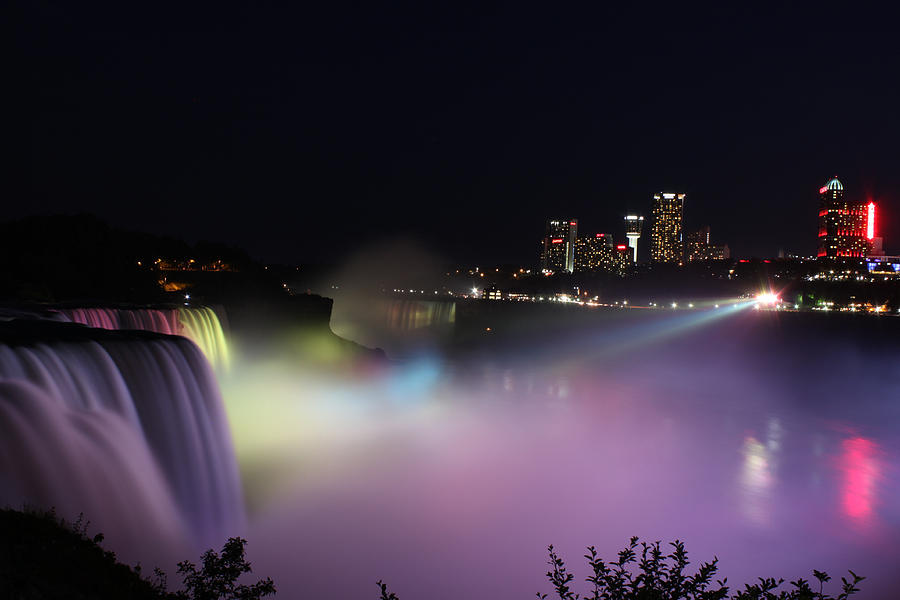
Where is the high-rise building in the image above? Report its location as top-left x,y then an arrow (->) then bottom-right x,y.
613,243 -> 630,276
540,219 -> 578,273
686,226 -> 730,262
650,192 -> 685,264
685,226 -> 710,262
624,215 -> 644,263
574,233 -> 615,273
817,176 -> 868,258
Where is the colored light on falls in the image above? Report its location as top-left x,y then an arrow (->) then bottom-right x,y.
58,306 -> 230,370
0,321 -> 243,558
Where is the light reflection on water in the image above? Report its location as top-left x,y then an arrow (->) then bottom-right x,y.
739,436 -> 774,527
840,437 -> 880,523
224,308 -> 900,599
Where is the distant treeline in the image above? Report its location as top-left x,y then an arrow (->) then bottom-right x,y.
0,214 -> 257,303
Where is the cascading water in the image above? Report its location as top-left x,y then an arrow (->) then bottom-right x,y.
0,379 -> 185,555
176,307 -> 230,371
59,307 -> 180,335
385,299 -> 456,331
57,306 -> 230,370
0,320 -> 243,553
330,297 -> 457,358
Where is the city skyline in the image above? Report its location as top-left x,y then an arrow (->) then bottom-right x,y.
534,175 -> 883,273
15,4 -> 900,266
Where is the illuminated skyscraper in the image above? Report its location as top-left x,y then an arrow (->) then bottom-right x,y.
540,219 -> 577,273
650,192 -> 685,264
613,243 -> 630,276
817,176 -> 868,258
624,215 -> 644,263
574,233 -> 614,272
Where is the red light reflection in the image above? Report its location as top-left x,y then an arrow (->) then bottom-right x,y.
840,437 -> 879,522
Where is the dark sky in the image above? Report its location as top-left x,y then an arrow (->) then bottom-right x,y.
15,3 -> 900,265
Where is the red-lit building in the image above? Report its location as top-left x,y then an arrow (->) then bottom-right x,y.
540,219 -> 578,273
817,176 -> 869,258
614,243 -> 630,276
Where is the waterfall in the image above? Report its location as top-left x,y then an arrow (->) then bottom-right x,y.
57,306 -> 230,370
176,307 -> 230,371
385,299 -> 456,331
0,380 -> 185,555
60,307 -> 180,335
0,321 -> 244,551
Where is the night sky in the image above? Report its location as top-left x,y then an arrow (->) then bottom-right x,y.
16,3 -> 900,265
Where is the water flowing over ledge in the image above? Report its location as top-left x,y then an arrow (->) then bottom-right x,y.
0,320 -> 243,553
56,306 -> 230,370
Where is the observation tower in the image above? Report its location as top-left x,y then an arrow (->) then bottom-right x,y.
624,215 -> 644,263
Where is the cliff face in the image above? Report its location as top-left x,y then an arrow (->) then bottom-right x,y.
201,288 -> 386,366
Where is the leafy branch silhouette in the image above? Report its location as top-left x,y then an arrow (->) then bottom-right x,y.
376,537 -> 864,600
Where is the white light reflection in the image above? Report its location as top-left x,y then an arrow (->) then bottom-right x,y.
739,436 -> 774,527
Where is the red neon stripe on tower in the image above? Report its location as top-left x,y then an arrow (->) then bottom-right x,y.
867,202 -> 875,240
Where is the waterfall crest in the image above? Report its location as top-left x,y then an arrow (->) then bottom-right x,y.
177,307 -> 230,370
57,306 -> 230,370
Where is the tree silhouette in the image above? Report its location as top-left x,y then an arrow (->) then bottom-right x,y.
174,538 -> 275,600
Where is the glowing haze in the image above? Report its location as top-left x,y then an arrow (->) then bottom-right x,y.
219,297 -> 900,599
3,297 -> 899,598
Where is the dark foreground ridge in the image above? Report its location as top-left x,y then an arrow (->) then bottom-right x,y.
0,508 -> 274,600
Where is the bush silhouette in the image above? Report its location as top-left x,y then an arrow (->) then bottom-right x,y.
377,537 -> 864,600
174,538 -> 275,600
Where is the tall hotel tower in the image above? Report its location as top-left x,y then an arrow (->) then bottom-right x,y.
817,176 -> 868,258
540,219 -> 578,273
650,192 -> 685,264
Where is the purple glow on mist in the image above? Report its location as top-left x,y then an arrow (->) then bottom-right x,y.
4,303 -> 900,599
224,306 -> 900,599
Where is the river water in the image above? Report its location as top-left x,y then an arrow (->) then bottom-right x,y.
223,301 -> 900,599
